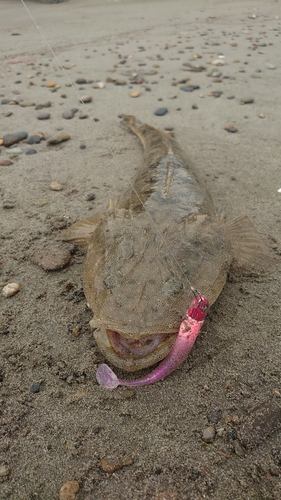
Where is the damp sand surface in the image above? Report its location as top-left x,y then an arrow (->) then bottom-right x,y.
0,1 -> 281,499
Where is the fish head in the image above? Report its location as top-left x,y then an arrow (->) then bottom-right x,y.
83,210 -> 230,371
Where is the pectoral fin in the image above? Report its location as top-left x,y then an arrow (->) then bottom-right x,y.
61,212 -> 106,247
223,215 -> 275,276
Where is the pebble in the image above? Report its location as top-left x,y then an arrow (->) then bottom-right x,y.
28,242 -> 72,271
37,112 -> 50,120
86,193 -> 95,201
27,135 -> 41,145
224,124 -> 238,133
79,95 -> 92,103
0,159 -> 13,166
100,456 -> 133,473
212,59 -> 225,66
0,465 -> 9,478
47,133 -> 70,145
50,181 -> 63,191
2,283 -> 20,298
59,480 -> 80,500
30,382 -> 40,393
209,90 -> 223,98
92,81 -> 105,89
45,82 -> 56,88
202,426 -> 215,443
270,465 -> 280,477
19,101 -> 35,107
36,101 -> 51,109
26,149 -> 37,155
122,388 -> 135,399
3,112 -> 13,117
76,78 -> 87,84
239,400 -> 281,449
62,110 -> 74,119
3,131 -> 28,147
155,107 -> 168,116
240,97 -> 254,104
33,131 -> 45,140
266,63 -> 276,70
130,91 -> 140,98
6,147 -> 23,154
0,139 -> 3,146
258,113 -> 265,118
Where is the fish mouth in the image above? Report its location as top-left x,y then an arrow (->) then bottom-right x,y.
94,328 -> 177,372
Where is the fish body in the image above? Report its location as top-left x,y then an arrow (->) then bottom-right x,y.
63,115 -> 274,372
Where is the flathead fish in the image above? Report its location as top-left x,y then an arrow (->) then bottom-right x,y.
63,115 -> 274,372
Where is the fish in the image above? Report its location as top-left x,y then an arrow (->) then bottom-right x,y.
96,294 -> 210,388
62,114 -> 275,373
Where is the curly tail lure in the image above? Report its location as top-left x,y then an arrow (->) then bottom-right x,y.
96,294 -> 210,388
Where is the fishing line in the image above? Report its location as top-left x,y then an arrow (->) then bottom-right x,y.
20,0 -> 197,295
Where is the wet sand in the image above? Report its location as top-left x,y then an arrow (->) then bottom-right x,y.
0,1 -> 281,498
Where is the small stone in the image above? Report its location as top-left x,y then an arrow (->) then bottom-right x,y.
192,104 -> 198,109
59,480 -> 80,500
239,400 -> 281,449
47,133 -> 70,145
0,465 -> 9,478
79,144 -> 86,149
212,59 -> 225,66
79,95 -> 92,103
100,456 -> 133,473
155,107 -> 168,116
202,426 -> 215,443
209,90 -> 223,98
258,113 -> 265,118
33,131 -> 45,140
37,112 -> 50,120
270,465 -> 280,477
27,135 -> 41,145
2,283 -> 20,298
266,63 -> 276,70
0,138 -> 3,146
227,95 -> 235,100
50,181 -> 63,191
224,124 -> 238,133
45,82 -> 56,88
122,388 -> 135,399
165,126 -> 174,131
6,147 -> 23,154
79,114 -> 88,120
26,149 -> 37,155
30,383 -> 40,394
3,131 -> 28,147
240,97 -> 254,105
62,110 -> 74,120
92,81 -> 105,89
3,112 -> 13,117
86,193 -> 95,201
29,242 -> 72,271
19,101 -> 35,107
0,159 -> 13,166
130,91 -> 140,98
76,78 -> 87,84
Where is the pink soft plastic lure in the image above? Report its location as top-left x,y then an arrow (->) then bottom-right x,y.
96,294 -> 210,388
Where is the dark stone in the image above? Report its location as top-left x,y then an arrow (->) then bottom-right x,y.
26,149 -> 37,155
27,135 -> 41,145
86,193 -> 95,201
239,400 -> 281,449
76,78 -> 87,84
3,131 -> 28,147
155,107 -> 168,116
207,409 -> 222,424
30,383 -> 41,393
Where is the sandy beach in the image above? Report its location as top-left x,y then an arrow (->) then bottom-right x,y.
0,0 -> 281,498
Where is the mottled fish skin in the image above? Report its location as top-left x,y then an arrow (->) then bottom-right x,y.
63,115 -> 274,372
83,116 -> 231,370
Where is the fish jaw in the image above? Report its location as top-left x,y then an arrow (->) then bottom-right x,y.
93,326 -> 178,372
